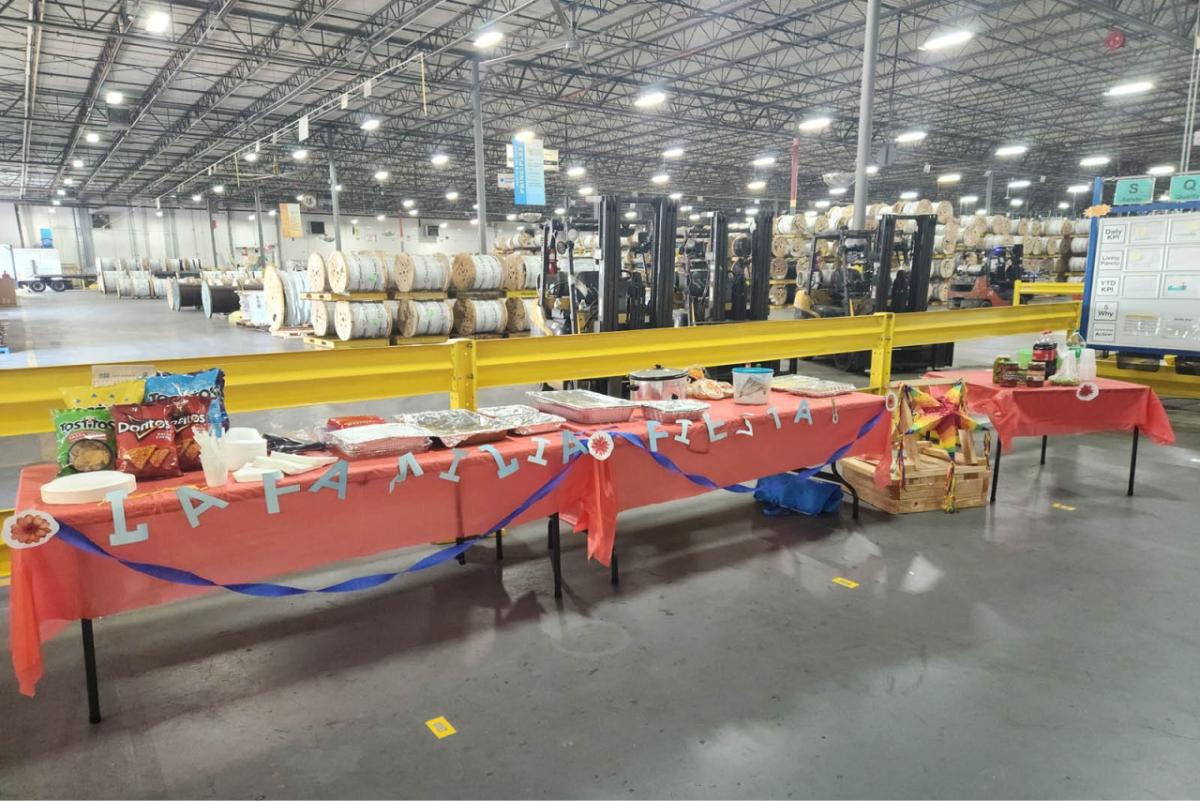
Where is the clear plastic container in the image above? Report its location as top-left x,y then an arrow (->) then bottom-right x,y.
732,367 -> 774,405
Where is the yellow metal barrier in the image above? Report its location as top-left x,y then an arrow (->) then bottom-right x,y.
891,302 -> 1080,348
1012,281 -> 1084,305
1097,357 -> 1200,399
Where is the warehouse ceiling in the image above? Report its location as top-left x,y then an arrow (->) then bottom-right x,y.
0,0 -> 1196,220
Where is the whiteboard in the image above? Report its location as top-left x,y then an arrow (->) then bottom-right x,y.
1083,212 -> 1200,356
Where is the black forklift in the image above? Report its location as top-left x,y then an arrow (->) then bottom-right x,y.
796,212 -> 953,372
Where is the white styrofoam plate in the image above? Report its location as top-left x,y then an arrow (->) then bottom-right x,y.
40,471 -> 137,505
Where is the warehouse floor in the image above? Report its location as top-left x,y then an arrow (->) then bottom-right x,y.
1,418 -> 1199,798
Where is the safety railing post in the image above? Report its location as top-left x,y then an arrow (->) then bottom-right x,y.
1013,280 -> 1024,306
449,338 -> 478,410
868,312 -> 895,394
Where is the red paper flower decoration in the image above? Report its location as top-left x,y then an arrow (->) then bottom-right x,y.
2,509 -> 60,549
1076,381 -> 1100,402
587,431 -> 615,461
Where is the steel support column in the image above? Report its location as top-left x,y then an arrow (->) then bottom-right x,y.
851,0 -> 881,230
207,198 -> 219,269
328,149 -> 342,251
471,60 -> 488,254
253,188 -> 266,267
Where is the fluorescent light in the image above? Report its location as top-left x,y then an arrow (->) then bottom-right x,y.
145,10 -> 170,33
72,158 -> 83,168
1148,164 -> 1174,175
900,190 -> 918,199
680,205 -> 693,212
747,179 -> 766,191
895,130 -> 927,143
959,195 -> 978,204
513,129 -> 535,142
360,118 -> 381,132
995,144 -> 1027,157
155,210 -> 164,217
634,90 -> 667,108
376,214 -> 386,221
351,218 -> 359,225
1159,192 -> 1171,201
335,184 -> 343,191
472,203 -> 478,210
1007,179 -> 1031,189
1080,155 -> 1110,166
85,132 -> 99,144
752,155 -> 775,167
191,193 -> 202,202
374,170 -> 389,181
624,210 -> 637,219
268,209 -> 276,217
651,173 -> 669,184
554,207 -> 565,215
688,213 -> 700,221
56,189 -> 66,196
402,198 -> 415,208
248,214 -> 256,221
1106,80 -> 1153,97
51,199 -> 60,206
471,218 -> 479,225
104,90 -> 124,105
291,148 -> 308,161
866,164 -> 879,175
409,209 -> 419,216
829,186 -> 847,195
446,190 -> 459,201
798,116 -> 831,132
1058,201 -> 1070,209
63,178 -> 74,186
506,213 -> 516,221
48,207 -> 56,214
662,146 -> 684,159
243,151 -> 258,162
473,29 -> 503,49
814,199 -> 831,209
213,184 -> 224,194
566,165 -> 585,177
1009,198 -> 1024,207
1067,184 -> 1090,193
295,194 -> 304,201
431,153 -> 449,166
937,172 -> 961,184
920,29 -> 973,51
577,185 -> 594,196
668,192 -> 682,200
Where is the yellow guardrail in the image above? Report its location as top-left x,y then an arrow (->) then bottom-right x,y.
1013,281 -> 1084,305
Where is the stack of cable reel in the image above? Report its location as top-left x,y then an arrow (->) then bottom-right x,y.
263,266 -> 311,331
451,253 -> 504,293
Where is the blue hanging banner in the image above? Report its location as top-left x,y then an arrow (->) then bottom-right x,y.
512,137 -> 545,206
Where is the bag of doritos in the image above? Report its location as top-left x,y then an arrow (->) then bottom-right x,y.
165,396 -> 208,472
52,407 -> 117,476
110,402 -> 182,479
144,368 -> 228,430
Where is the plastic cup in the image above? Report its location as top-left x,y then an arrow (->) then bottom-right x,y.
201,454 -> 228,488
732,367 -> 774,405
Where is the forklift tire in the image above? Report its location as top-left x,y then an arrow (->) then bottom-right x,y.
50,280 -> 68,292
28,280 -> 46,292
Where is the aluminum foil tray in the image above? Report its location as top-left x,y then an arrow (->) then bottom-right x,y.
526,389 -> 638,424
477,404 -> 566,435
639,399 -> 710,422
326,423 -> 432,459
771,375 -> 857,398
394,410 -> 509,448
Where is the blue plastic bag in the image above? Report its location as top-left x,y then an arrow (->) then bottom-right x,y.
754,473 -> 843,517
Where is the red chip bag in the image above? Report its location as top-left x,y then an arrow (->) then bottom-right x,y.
110,402 -> 182,479
166,396 -> 209,472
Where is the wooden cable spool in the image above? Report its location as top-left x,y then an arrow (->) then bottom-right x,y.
168,278 -> 203,311
788,238 -> 808,258
771,237 -> 790,258
1072,219 -> 1091,236
165,258 -> 182,273
933,200 -> 954,224
1045,236 -> 1064,255
505,297 -> 536,332
986,214 -> 1011,235
264,266 -> 311,331
328,251 -> 387,294
239,290 -> 272,327
1017,219 -> 1030,236
939,235 -> 957,255
453,298 -> 507,335
769,258 -> 789,279
397,299 -> 455,338
1028,219 -> 1043,237
516,231 -> 536,249
151,277 -> 169,298
1068,256 -> 1088,271
500,253 -> 541,291
1027,237 -> 1045,256
392,252 -> 451,292
310,300 -> 335,337
776,214 -> 806,235
334,301 -> 393,341
494,235 -> 512,251
939,258 -> 956,279
937,283 -> 951,303
768,285 -> 790,306
451,253 -> 503,292
811,214 -> 828,232
306,252 -> 328,292
1069,236 -> 1090,255
201,282 -> 240,318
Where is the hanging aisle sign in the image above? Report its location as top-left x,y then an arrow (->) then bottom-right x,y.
279,203 -> 303,238
1113,177 -> 1154,205
1169,173 -> 1200,202
512,137 -> 546,206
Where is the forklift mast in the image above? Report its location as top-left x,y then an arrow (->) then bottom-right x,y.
874,213 -> 936,313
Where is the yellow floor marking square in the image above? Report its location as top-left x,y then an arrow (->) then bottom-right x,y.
1051,502 -> 1076,511
425,716 -> 457,739
832,576 -> 859,589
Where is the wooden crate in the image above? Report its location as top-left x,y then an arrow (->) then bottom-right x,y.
841,448 -> 991,514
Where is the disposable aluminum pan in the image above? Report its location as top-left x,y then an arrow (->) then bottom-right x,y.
526,389 -> 638,424
394,409 -> 509,448
639,399 -> 710,422
326,423 -> 432,459
476,404 -> 566,435
770,374 -> 857,398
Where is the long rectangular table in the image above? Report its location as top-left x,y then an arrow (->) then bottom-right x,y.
10,392 -> 889,717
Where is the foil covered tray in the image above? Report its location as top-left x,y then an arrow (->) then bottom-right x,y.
393,409 -> 509,448
526,389 -> 638,424
477,404 -> 566,435
771,374 -> 857,398
639,398 -> 710,422
326,423 -> 432,459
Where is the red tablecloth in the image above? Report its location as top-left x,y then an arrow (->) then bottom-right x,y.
926,369 -> 1175,450
10,392 -> 888,695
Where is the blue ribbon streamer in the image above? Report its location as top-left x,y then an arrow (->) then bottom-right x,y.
51,407 -> 885,597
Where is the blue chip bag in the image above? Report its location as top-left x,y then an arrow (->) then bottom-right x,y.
143,368 -> 229,430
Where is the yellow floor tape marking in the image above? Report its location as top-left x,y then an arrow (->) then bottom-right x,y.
425,716 -> 457,739
832,576 -> 859,589
1051,502 -> 1076,511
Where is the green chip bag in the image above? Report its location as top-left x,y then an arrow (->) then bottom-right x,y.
52,407 -> 117,476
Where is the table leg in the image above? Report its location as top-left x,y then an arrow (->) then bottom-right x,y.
1040,435 -> 1048,466
549,514 -> 562,599
828,463 -> 859,522
1128,426 -> 1139,497
81,619 -> 101,725
611,550 -> 619,586
990,441 -> 1002,505
455,537 -> 466,566
495,529 -> 503,561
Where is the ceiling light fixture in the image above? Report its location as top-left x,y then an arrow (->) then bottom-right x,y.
145,10 -> 170,33
566,165 -> 586,177
1058,201 -> 1070,209
360,118 -> 381,132
650,173 -> 669,184
268,209 -> 276,217
1080,155 -> 1110,166
248,214 -> 256,221
72,158 -> 84,168
579,186 -> 594,195
376,213 -> 386,221
335,184 -> 343,192
1106,80 -> 1153,97
409,209 -> 419,215
1148,164 -> 1174,175
937,172 -> 962,184
662,146 -> 684,159
351,218 -> 359,225
920,29 -> 973,51
430,153 -> 449,166
506,213 -> 516,221
1007,179 -> 1031,189
56,189 -> 66,196
624,210 -> 637,219
473,29 -> 503,49
63,178 -> 74,186
243,152 -> 258,163
633,90 -> 667,108
191,193 -> 202,202
51,199 -> 60,206
105,90 -> 124,105
85,132 -> 99,144
751,155 -> 775,167
212,184 -> 224,194
995,144 -> 1028,157
828,186 -> 847,195
291,148 -> 308,161
446,190 -> 459,201
1010,198 -> 1024,207
669,192 -> 683,200
814,199 -> 831,208
680,205 -> 693,212
866,164 -> 879,175
900,190 -> 919,199
798,116 -> 832,132
688,213 -> 700,221
895,130 -> 927,143
402,198 -> 415,208
554,207 -> 565,215
747,179 -> 766,191
374,170 -> 389,181
471,218 -> 480,225
1067,184 -> 1090,193
513,129 -> 536,142
959,195 -> 979,204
